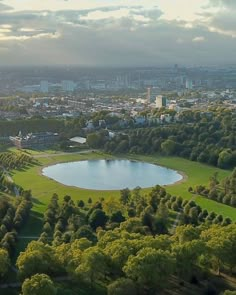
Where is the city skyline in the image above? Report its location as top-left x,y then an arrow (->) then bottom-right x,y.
0,0 -> 236,66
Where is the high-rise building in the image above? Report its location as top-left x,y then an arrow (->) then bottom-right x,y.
146,87 -> 160,103
147,87 -> 151,103
156,95 -> 167,108
185,79 -> 193,90
62,80 -> 76,92
40,80 -> 49,93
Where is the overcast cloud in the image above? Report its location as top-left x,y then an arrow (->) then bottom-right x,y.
0,0 -> 235,66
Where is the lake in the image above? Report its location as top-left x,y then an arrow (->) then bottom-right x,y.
42,159 -> 183,190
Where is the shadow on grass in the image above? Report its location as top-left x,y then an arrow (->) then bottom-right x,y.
32,197 -> 44,205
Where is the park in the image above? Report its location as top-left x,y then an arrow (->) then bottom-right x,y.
12,150 -> 235,220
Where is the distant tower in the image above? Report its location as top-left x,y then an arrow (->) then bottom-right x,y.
40,80 -> 49,93
186,79 -> 193,90
147,87 -> 151,103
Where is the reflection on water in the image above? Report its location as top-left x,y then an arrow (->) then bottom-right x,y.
42,159 -> 183,190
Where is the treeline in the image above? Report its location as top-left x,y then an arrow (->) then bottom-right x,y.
191,168 -> 236,208
0,151 -> 34,169
39,186 -> 233,248
98,108 -> 236,169
0,194 -> 32,255
0,118 -> 64,137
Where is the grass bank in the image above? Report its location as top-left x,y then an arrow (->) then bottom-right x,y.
12,151 -> 235,220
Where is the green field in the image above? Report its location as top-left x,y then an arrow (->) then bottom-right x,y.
12,151 -> 235,221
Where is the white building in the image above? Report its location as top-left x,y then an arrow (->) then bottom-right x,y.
156,95 -> 167,108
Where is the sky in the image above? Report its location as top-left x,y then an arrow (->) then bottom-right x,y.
0,0 -> 236,66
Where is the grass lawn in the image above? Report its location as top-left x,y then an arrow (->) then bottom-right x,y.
12,151 -> 235,221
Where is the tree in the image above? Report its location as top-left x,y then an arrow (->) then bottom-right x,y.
16,241 -> 57,280
0,248 -> 10,277
157,202 -> 168,221
174,225 -> 200,243
75,225 -> 97,243
22,274 -> 57,295
217,149 -> 233,169
123,248 -> 174,290
201,225 -> 236,275
103,197 -> 122,216
120,188 -> 131,205
75,247 -> 110,285
89,209 -> 108,230
87,132 -> 106,148
104,239 -> 135,272
110,211 -> 125,223
107,278 -> 137,295
173,240 -> 206,280
161,139 -> 177,155
77,200 -> 85,208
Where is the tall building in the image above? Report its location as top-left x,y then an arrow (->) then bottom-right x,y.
147,87 -> 151,103
146,87 -> 160,103
40,80 -> 49,93
62,80 -> 76,92
156,95 -> 167,108
186,79 -> 193,90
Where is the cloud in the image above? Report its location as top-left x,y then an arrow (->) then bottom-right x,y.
208,0 -> 236,9
0,2 -> 13,11
200,0 -> 236,38
192,36 -> 205,42
0,2 -> 235,66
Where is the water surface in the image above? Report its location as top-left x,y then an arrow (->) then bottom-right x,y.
42,159 -> 182,190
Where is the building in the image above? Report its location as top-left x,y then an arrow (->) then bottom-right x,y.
70,137 -> 87,144
156,95 -> 167,108
62,80 -> 76,92
147,87 -> 151,102
147,87 -> 161,103
10,132 -> 59,149
186,79 -> 193,90
40,80 -> 49,93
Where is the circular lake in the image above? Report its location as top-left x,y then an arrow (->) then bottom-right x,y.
42,159 -> 183,190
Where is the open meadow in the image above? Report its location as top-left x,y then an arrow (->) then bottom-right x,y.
12,150 -> 235,220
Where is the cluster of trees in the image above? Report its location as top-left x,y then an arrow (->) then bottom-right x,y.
40,185 -> 233,251
0,151 -> 34,170
40,194 -> 90,245
0,185 -> 234,294
0,194 -> 32,254
100,108 -> 236,169
147,186 -> 232,227
15,223 -> 236,295
191,169 -> 236,208
0,118 -> 64,137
